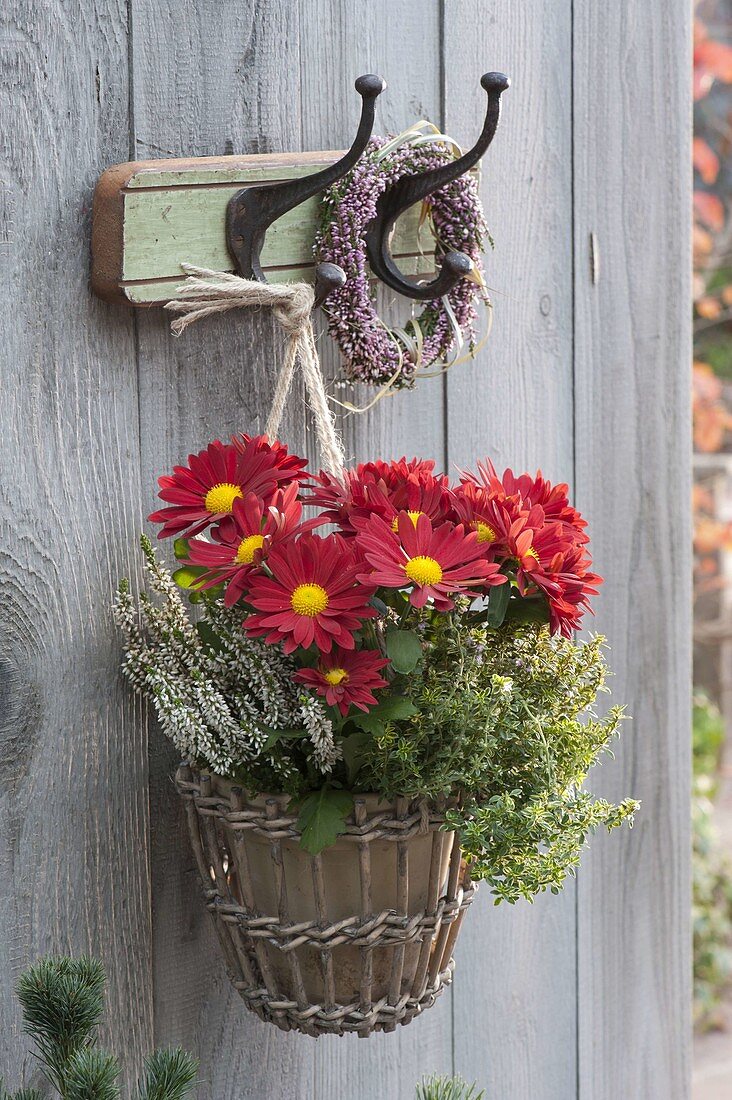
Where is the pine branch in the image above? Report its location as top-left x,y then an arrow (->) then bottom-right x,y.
0,1083 -> 44,1100
63,1048 -> 120,1100
16,956 -> 106,1094
416,1075 -> 485,1100
136,1049 -> 198,1100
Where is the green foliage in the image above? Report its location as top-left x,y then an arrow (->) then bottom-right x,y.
17,955 -> 106,1094
63,1049 -> 120,1100
118,545 -> 634,892
693,778 -> 732,1029
355,611 -> 637,903
416,1074 -> 485,1100
693,689 -> 725,781
385,629 -> 422,673
7,956 -> 197,1100
296,787 -> 354,854
171,565 -> 206,590
692,689 -> 732,1030
136,1050 -> 198,1100
0,1085 -> 44,1100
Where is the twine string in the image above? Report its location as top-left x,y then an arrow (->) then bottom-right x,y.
165,264 -> 346,476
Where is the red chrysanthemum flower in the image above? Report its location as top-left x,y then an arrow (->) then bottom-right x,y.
356,513 -> 506,611
498,507 -> 602,635
500,506 -> 569,596
294,647 -> 390,715
361,457 -> 446,491
187,483 -> 314,605
244,533 -> 376,654
149,436 -> 306,540
452,480 -> 524,556
464,461 -> 588,543
309,457 -> 453,535
542,543 -> 602,636
232,432 -> 309,486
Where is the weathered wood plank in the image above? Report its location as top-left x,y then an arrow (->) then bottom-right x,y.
444,5 -> 578,1098
91,152 -> 431,305
573,3 -> 692,1097
129,3 -> 317,1096
0,1 -> 152,1092
298,3 -> 453,1097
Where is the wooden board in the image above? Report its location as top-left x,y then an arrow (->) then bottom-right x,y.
0,1 -> 153,1093
573,3 -> 692,1097
91,151 -> 433,306
444,5 -> 578,1098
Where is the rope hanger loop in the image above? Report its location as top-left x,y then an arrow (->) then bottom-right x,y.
165,265 -> 346,478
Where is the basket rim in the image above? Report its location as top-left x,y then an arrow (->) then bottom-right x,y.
176,761 -> 454,841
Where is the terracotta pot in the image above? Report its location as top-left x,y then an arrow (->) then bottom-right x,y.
176,763 -> 476,1037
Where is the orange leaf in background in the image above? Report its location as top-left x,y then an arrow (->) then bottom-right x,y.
694,224 -> 714,265
694,273 -> 708,301
722,285 -> 732,306
694,137 -> 720,183
695,405 -> 728,451
698,555 -> 719,577
695,517 -> 732,555
695,68 -> 713,101
694,362 -> 723,400
697,295 -> 722,319
695,190 -> 726,231
693,482 -> 715,514
694,20 -> 732,98
696,37 -> 732,83
693,363 -> 732,452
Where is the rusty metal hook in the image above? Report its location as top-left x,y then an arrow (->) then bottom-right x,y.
226,74 -> 386,307
364,72 -> 510,301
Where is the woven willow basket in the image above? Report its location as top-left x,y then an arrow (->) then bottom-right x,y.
176,763 -> 476,1037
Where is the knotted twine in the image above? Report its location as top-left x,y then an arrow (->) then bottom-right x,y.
165,264 -> 346,477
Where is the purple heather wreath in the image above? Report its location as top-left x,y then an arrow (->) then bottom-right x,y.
314,129 -> 490,391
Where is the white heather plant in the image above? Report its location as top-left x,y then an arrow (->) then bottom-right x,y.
115,434 -> 638,901
114,536 -> 337,789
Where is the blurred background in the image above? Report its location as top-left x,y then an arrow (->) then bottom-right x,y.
692,2 -> 732,1095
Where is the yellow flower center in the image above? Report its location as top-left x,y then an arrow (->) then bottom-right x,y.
476,521 -> 497,544
323,667 -> 349,686
290,583 -> 329,617
235,533 -> 266,564
526,545 -> 539,561
404,555 -> 443,587
391,511 -> 423,531
204,482 -> 243,514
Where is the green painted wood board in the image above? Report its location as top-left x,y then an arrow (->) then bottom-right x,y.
92,152 -> 436,306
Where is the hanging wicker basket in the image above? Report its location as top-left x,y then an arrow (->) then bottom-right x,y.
176,763 -> 476,1037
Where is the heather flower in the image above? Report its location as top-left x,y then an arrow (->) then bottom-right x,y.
314,136 -> 488,388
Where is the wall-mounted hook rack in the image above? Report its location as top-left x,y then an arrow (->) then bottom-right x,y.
90,72 -> 501,310
226,74 -> 385,307
364,72 -> 510,300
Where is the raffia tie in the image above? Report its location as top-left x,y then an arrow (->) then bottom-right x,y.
165,264 -> 345,476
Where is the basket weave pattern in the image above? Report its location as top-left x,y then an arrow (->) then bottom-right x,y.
176,763 -> 476,1037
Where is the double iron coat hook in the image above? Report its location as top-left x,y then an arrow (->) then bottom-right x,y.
226,72 -> 508,308
226,74 -> 386,307
364,72 -> 510,301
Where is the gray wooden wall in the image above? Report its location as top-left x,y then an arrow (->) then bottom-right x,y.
0,2 -> 691,1098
